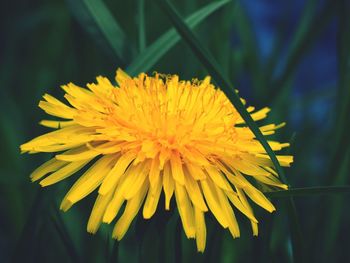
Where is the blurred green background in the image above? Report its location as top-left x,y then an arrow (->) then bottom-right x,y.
1,0 -> 350,262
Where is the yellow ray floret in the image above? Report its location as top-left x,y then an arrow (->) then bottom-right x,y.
20,68 -> 293,252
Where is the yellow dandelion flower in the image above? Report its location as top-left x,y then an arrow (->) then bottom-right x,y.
21,69 -> 293,252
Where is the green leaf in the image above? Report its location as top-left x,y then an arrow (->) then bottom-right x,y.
156,0 -> 304,261
65,0 -> 133,65
127,0 -> 230,75
265,185 -> 350,198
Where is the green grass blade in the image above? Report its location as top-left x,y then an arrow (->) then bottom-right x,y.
12,190 -> 47,262
175,217 -> 182,263
156,0 -> 305,261
268,0 -> 336,103
232,3 -> 262,96
265,185 -> 350,198
110,241 -> 119,262
51,207 -> 80,262
326,0 -> 350,184
321,2 -> 350,259
65,0 -> 133,65
127,0 -> 230,75
323,151 -> 350,259
138,0 -> 146,52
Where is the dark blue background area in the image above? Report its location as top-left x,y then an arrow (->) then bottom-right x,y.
237,0 -> 338,132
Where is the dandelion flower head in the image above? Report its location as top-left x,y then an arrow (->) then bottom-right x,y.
21,69 -> 293,252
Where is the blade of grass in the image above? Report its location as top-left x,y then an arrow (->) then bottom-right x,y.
268,0 -> 336,104
325,0 -> 350,184
260,0 -> 316,99
232,3 -> 262,97
0,95 -> 24,184
51,206 -> 80,263
138,0 -> 146,52
127,0 -> 230,75
156,0 -> 304,261
65,0 -> 133,65
110,241 -> 119,263
12,190 -> 46,262
105,232 -> 110,263
265,185 -> 350,198
175,217 -> 182,263
323,150 -> 350,259
321,1 -> 350,259
204,1 -> 237,79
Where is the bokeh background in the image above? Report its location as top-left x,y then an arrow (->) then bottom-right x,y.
1,0 -> 349,262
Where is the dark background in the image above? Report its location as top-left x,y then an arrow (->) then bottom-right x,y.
1,0 -> 349,262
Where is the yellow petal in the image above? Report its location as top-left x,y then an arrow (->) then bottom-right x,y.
87,190 -> 114,234
99,151 -> 137,195
174,182 -> 195,238
163,162 -> 174,210
236,187 -> 259,235
39,120 -> 75,129
170,151 -> 185,185
29,158 -> 66,182
86,142 -> 123,154
122,162 -> 149,200
143,169 -> 162,219
251,221 -> 258,236
253,174 -> 288,189
242,184 -> 275,213
184,167 -> 208,211
61,155 -> 116,210
200,179 -> 228,228
103,185 -> 125,224
182,148 -> 210,166
40,159 -> 91,186
236,107 -> 270,124
20,126 -> 93,153
231,160 -> 270,177
112,180 -> 148,240
213,161 -> 247,188
185,162 -> 206,180
27,143 -> 85,153
56,149 -> 100,162
204,166 -> 233,192
216,186 -> 240,238
194,207 -> 206,252
268,141 -> 290,151
159,148 -> 170,169
149,157 -> 160,188
225,191 -> 257,223
115,68 -> 131,86
87,76 -> 115,98
38,94 -> 76,119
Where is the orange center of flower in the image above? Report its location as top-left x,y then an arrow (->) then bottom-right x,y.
98,73 -> 241,171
